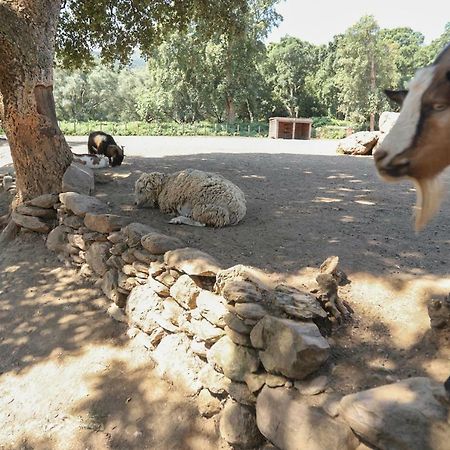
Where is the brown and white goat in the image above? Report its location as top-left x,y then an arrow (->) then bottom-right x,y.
374,43 -> 450,230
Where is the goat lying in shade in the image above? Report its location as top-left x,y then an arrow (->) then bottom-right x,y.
72,153 -> 109,169
135,168 -> 247,227
374,43 -> 450,230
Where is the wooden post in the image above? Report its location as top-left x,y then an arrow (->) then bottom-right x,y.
292,120 -> 296,140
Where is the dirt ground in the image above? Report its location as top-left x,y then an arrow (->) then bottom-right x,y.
1,136 -> 449,449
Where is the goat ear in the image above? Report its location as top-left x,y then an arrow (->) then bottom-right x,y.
384,89 -> 408,106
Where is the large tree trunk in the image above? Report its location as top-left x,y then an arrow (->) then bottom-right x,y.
0,0 -> 72,202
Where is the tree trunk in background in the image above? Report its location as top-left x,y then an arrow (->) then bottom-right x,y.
0,1 -> 72,202
369,54 -> 376,131
225,95 -> 236,123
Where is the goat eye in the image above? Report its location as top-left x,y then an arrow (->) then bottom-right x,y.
433,103 -> 447,111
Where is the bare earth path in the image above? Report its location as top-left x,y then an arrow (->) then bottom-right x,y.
1,136 -> 449,448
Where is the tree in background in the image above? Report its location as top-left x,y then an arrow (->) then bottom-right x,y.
333,15 -> 399,130
0,0 -> 254,201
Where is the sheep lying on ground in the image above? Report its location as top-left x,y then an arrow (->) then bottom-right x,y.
135,168 -> 246,227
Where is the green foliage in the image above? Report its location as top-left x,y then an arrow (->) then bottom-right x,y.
59,121 -> 269,137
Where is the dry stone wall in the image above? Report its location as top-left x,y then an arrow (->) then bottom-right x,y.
5,160 -> 448,450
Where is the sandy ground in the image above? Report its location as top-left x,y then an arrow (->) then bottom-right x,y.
1,136 -> 449,449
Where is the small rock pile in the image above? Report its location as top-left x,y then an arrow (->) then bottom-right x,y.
0,171 -> 16,196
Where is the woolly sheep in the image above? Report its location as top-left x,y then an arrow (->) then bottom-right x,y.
134,168 -> 246,227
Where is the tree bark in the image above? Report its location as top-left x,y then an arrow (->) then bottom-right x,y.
369,52 -> 376,132
0,1 -> 72,202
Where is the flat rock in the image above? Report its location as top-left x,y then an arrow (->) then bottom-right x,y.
16,204 -> 56,219
46,225 -> 69,252
170,274 -> 200,309
275,284 -> 327,319
27,193 -> 59,209
141,232 -> 185,254
257,386 -> 358,450
165,247 -> 222,276
198,364 -> 231,395
197,389 -> 222,418
295,375 -> 329,395
11,211 -> 50,233
250,315 -> 330,379
339,377 -> 450,450
220,399 -> 263,449
189,317 -> 225,344
84,213 -> 129,234
225,326 -> 252,346
133,248 -> 159,264
229,381 -> 257,405
59,192 -> 108,217
221,279 -> 263,303
63,215 -> 84,229
224,312 -> 253,335
196,290 -> 228,327
207,335 -> 260,382
234,302 -> 268,321
62,162 -> 94,195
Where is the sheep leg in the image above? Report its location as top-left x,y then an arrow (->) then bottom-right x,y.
169,216 -> 206,227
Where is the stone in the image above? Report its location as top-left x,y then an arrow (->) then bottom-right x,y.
122,222 -> 156,247
220,399 -> 263,449
257,386 -> 358,450
141,231 -> 185,254
191,339 -> 208,358
207,336 -> 260,382
110,242 -> 128,256
68,233 -> 86,250
225,326 -> 252,346
224,312 -> 253,335
107,231 -> 124,244
11,211 -> 50,233
170,274 -> 200,309
221,279 -> 263,303
197,389 -> 222,418
147,276 -> 171,297
153,334 -> 205,395
155,270 -> 178,287
215,264 -> 271,294
339,377 -> 450,450
275,284 -> 327,320
83,231 -> 107,242
160,297 -> 185,326
121,249 -> 136,264
46,225 -> 68,252
165,247 -> 222,276
27,193 -> 59,209
336,131 -> 380,156
106,255 -> 125,270
63,215 -> 84,229
85,241 -> 112,276
196,290 -> 227,327
229,381 -> 257,406
107,303 -> 127,323
122,264 -> 137,276
101,269 -> 127,307
84,213 -> 129,234
295,375 -> 329,395
234,302 -> 267,321
189,317 -> 225,344
250,316 -> 330,379
379,111 -> 399,134
62,162 -> 94,195
16,204 -> 56,219
198,364 -> 231,395
133,261 -> 149,274
59,192 -> 108,217
125,284 -> 164,334
133,248 -> 159,264
244,373 -> 267,394
266,374 -> 288,388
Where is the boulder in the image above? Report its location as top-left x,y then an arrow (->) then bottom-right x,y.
234,302 -> 268,321
339,377 -> 450,450
85,241 -> 111,276
207,335 -> 260,382
257,386 -> 358,450
59,192 -> 108,217
379,111 -> 399,134
165,247 -> 222,276
336,131 -> 380,156
84,213 -> 129,234
141,232 -> 185,254
221,279 -> 263,304
11,211 -> 50,233
62,162 -> 94,195
219,399 -> 263,449
250,315 -> 330,379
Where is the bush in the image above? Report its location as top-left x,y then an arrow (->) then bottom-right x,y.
314,125 -> 349,140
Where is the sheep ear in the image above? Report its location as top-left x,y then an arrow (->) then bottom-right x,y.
385,89 -> 408,106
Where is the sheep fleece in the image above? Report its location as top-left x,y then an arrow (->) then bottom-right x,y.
135,169 -> 246,227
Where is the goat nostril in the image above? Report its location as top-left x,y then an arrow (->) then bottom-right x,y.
374,149 -> 388,163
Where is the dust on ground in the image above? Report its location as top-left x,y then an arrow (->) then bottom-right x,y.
1,136 -> 449,449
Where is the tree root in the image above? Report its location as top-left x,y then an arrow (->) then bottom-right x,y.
0,219 -> 19,245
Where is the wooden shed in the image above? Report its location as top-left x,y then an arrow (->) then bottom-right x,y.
269,117 -> 312,140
